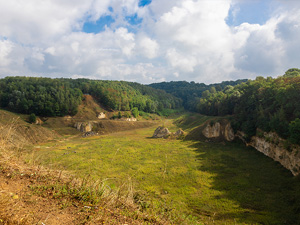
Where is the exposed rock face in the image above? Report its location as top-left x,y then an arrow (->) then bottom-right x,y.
126,117 -> 137,122
35,118 -> 43,125
114,117 -> 137,121
74,122 -> 93,132
152,127 -> 185,139
224,123 -> 235,141
152,126 -> 171,138
202,121 -> 235,141
64,115 -> 72,120
247,132 -> 300,176
97,112 -> 106,119
202,119 -> 300,176
174,129 -> 184,138
202,122 -> 221,138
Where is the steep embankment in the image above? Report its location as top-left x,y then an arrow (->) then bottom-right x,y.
0,110 -> 58,146
239,131 -> 300,176
176,114 -> 300,176
176,114 -> 234,142
74,120 -> 157,135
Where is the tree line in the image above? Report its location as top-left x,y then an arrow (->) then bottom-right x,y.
148,79 -> 247,111
0,77 -> 181,117
196,68 -> 300,144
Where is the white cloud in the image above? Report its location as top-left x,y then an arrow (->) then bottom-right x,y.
0,39 -> 13,67
0,0 -> 300,83
137,35 -> 159,59
166,48 -> 197,73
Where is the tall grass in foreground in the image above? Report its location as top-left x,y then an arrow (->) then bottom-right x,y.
0,118 -> 25,167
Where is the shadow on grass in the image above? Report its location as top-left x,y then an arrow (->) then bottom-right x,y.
188,140 -> 300,225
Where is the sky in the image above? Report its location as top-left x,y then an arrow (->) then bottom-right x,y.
0,0 -> 300,84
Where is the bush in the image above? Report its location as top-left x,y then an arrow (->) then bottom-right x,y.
124,111 -> 131,118
131,107 -> 139,118
29,113 -> 37,124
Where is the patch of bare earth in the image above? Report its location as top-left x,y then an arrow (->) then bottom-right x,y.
0,156 -> 169,225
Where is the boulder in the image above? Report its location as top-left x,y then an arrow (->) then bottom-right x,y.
202,120 -> 235,141
152,126 -> 171,138
174,129 -> 184,138
74,122 -> 93,132
97,112 -> 106,119
202,122 -> 221,138
224,123 -> 235,141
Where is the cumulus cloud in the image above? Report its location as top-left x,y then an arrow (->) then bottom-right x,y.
0,39 -> 13,67
0,0 -> 300,83
136,35 -> 159,59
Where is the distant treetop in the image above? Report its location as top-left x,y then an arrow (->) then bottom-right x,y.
283,68 -> 300,78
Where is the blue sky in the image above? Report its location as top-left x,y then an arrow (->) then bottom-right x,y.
0,0 -> 300,84
226,0 -> 274,26
138,0 -> 152,7
83,0 -> 276,34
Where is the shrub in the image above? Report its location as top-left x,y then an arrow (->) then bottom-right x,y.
131,107 -> 139,118
29,113 -> 37,124
124,111 -> 131,118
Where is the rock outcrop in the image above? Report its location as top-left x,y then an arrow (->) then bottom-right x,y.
174,128 -> 184,138
200,119 -> 300,176
113,117 -> 137,121
74,122 -> 93,132
152,126 -> 171,138
152,127 -> 185,139
202,121 -> 235,141
97,112 -> 106,119
247,132 -> 300,176
35,118 -> 43,125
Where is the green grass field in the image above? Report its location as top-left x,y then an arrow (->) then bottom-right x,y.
27,119 -> 300,224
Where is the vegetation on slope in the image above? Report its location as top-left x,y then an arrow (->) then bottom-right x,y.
148,79 -> 247,111
0,77 -> 181,117
196,69 -> 300,142
149,68 -> 300,143
0,77 -> 83,116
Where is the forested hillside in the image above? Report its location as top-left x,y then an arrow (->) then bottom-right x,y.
0,77 -> 181,117
0,77 -> 83,116
149,79 -> 247,111
149,69 -> 300,144
196,68 -> 300,143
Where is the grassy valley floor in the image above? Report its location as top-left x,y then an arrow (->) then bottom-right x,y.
25,119 -> 300,224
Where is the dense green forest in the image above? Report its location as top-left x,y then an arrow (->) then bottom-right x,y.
196,68 -> 300,143
0,77 -> 181,116
148,79 -> 247,111
0,77 -> 83,116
